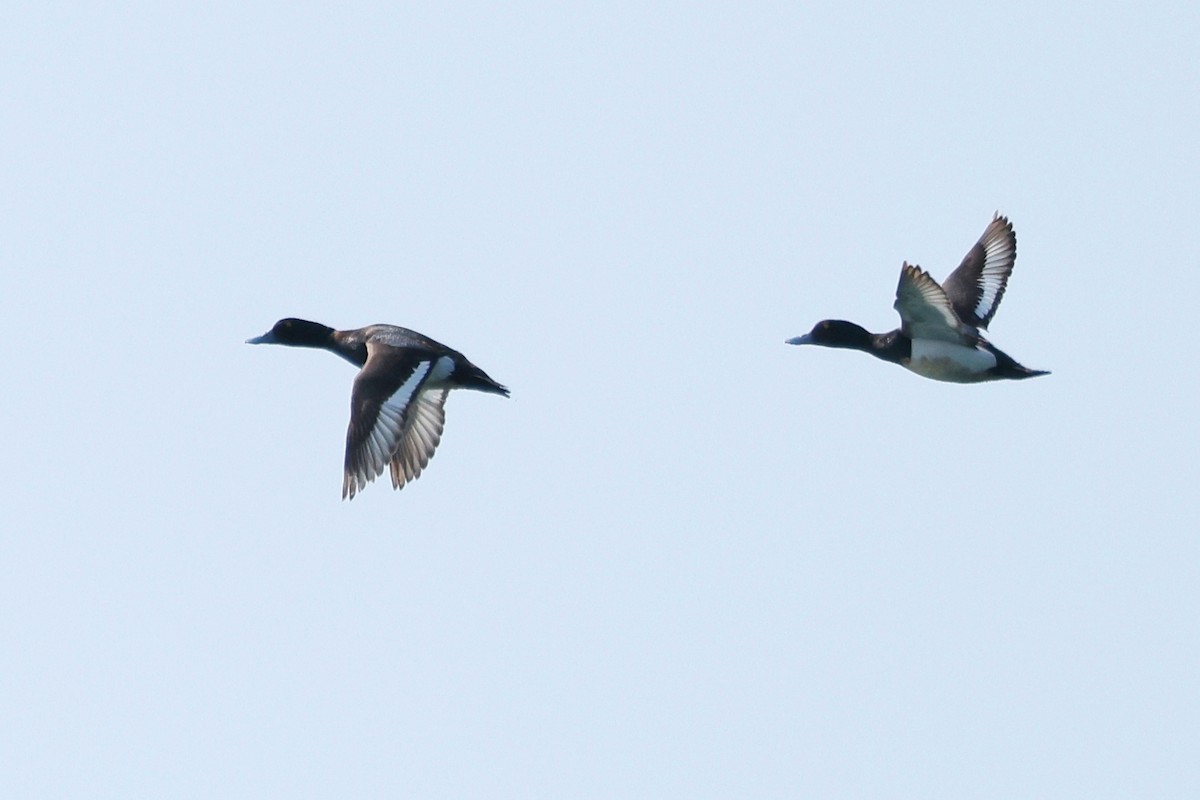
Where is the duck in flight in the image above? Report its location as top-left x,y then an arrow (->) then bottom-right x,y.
247,319 -> 508,499
787,213 -> 1048,383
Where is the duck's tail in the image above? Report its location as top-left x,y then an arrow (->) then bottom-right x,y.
457,361 -> 510,397
1005,366 -> 1051,379
991,349 -> 1050,380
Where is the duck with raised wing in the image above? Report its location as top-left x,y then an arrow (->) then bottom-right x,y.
787,213 -> 1048,382
247,319 -> 508,499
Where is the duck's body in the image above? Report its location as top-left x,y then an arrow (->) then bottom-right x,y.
788,213 -> 1048,383
247,318 -> 507,499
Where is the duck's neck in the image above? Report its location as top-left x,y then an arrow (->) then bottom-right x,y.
289,324 -> 366,367
324,331 -> 368,367
869,330 -> 911,365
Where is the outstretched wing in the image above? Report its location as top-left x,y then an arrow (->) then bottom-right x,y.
894,263 -> 967,343
940,213 -> 1016,329
388,387 -> 448,490
343,345 -> 439,500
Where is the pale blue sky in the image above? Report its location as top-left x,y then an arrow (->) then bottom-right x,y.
3,1 -> 1198,797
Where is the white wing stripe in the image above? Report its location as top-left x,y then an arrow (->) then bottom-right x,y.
972,224 -> 1015,320
384,361 -> 432,411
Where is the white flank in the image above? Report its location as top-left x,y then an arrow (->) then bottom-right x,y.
426,355 -> 456,385
908,339 -> 997,383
